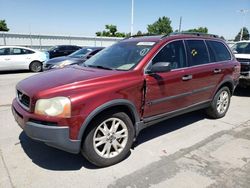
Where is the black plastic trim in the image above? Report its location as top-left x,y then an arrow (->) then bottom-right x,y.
143,100 -> 211,127
24,122 -> 81,154
148,85 -> 215,106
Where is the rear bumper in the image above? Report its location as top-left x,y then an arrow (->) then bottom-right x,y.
12,99 -> 81,154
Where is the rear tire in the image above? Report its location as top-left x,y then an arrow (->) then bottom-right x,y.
206,86 -> 231,119
29,61 -> 42,72
81,111 -> 135,167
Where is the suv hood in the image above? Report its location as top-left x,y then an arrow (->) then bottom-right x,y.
16,66 -> 125,98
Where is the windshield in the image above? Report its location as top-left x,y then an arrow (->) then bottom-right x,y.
84,41 -> 155,71
69,48 -> 92,58
231,42 -> 250,54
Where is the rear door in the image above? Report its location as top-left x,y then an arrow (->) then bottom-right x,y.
183,39 -> 231,104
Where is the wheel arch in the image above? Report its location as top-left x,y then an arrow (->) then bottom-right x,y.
77,99 -> 140,140
215,80 -> 234,96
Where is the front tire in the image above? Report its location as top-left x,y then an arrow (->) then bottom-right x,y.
206,86 -> 231,119
29,61 -> 42,72
81,112 -> 135,167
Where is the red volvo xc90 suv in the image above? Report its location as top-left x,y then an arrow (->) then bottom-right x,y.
12,33 -> 240,167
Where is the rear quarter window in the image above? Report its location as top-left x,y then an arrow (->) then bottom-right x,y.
22,49 -> 35,54
206,41 -> 231,62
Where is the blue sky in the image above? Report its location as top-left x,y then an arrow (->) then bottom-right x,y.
0,0 -> 249,39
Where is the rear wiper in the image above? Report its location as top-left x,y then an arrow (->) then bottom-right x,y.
87,65 -> 114,70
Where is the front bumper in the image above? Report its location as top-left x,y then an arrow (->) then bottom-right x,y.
12,99 -> 81,154
238,61 -> 250,87
239,74 -> 250,87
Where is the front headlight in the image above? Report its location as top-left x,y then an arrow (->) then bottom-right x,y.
35,97 -> 71,118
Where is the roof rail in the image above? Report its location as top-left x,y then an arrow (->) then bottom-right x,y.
162,32 -> 219,39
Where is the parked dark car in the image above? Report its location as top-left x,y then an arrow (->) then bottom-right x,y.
47,45 -> 81,59
43,47 -> 104,70
12,32 -> 240,167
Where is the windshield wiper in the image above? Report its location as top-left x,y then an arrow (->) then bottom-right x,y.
87,65 -> 114,70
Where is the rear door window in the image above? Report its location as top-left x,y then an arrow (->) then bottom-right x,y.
185,40 -> 209,66
206,40 -> 231,62
12,48 -> 24,55
11,48 -> 33,55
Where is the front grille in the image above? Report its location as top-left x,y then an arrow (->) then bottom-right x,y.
17,90 -> 30,110
236,58 -> 250,63
241,64 -> 250,72
236,59 -> 250,74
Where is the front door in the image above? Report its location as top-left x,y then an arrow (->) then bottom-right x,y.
143,40 -> 194,118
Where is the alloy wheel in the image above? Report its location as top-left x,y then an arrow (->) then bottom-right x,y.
216,90 -> 229,114
93,117 -> 128,158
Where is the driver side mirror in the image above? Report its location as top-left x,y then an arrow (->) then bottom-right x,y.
147,62 -> 172,74
233,50 -> 238,54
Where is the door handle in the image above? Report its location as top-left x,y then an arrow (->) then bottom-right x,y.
214,69 -> 222,74
4,58 -> 10,60
182,75 -> 193,81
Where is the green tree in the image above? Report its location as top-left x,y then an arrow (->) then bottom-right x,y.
116,32 -> 126,37
136,30 -> 143,35
220,36 -> 225,40
147,16 -> 173,35
0,20 -> 9,31
96,24 -> 126,37
187,27 -> 208,33
105,24 -> 117,36
234,27 -> 249,41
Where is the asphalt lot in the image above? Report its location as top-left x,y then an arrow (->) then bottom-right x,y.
0,71 -> 250,188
